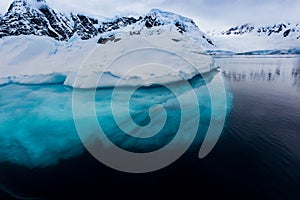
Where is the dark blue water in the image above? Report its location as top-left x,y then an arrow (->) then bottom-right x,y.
0,56 -> 300,199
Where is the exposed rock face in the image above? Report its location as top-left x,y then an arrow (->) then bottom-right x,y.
71,14 -> 98,40
98,16 -> 141,34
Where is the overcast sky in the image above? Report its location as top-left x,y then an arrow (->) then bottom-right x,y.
0,0 -> 299,31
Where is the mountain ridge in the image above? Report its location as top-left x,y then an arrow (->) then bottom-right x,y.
0,0 -> 214,47
206,22 -> 300,53
208,22 -> 300,39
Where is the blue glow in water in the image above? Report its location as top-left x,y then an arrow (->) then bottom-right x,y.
0,84 -> 84,168
0,72 -> 232,168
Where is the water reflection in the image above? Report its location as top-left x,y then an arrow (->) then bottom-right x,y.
291,58 -> 300,89
250,68 -> 281,82
222,71 -> 246,82
217,56 -> 300,90
222,68 -> 282,82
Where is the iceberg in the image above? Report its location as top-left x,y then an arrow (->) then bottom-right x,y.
0,31 -> 215,88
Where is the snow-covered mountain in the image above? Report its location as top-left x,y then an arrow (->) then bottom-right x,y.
210,23 -> 300,39
96,9 -> 214,48
0,0 -> 100,40
207,23 -> 300,53
0,0 -> 215,88
71,13 -> 98,40
0,0 -> 73,40
0,0 -> 215,47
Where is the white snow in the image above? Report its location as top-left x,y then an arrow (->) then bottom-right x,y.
211,34 -> 300,52
0,28 -> 214,88
98,9 -> 215,49
0,35 -> 97,86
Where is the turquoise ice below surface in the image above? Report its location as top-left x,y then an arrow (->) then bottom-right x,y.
0,71 -> 230,168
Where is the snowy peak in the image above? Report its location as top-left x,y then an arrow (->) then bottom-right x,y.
96,8 -> 200,35
98,16 -> 141,34
211,22 -> 300,39
37,3 -> 73,40
143,9 -> 197,33
1,0 -> 47,37
7,0 -> 46,14
206,22 -> 300,53
222,23 -> 255,35
0,0 -> 99,41
0,0 -> 74,40
256,23 -> 299,38
96,9 -> 215,47
7,0 -> 27,13
141,9 -> 215,46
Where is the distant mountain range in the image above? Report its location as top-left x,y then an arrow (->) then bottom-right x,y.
206,23 -> 300,54
209,23 -> 300,39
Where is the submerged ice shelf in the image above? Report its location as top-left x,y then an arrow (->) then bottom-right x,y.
0,73 -> 232,168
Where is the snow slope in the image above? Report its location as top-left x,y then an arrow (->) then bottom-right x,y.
0,30 -> 214,88
207,23 -> 300,53
66,30 -> 214,88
